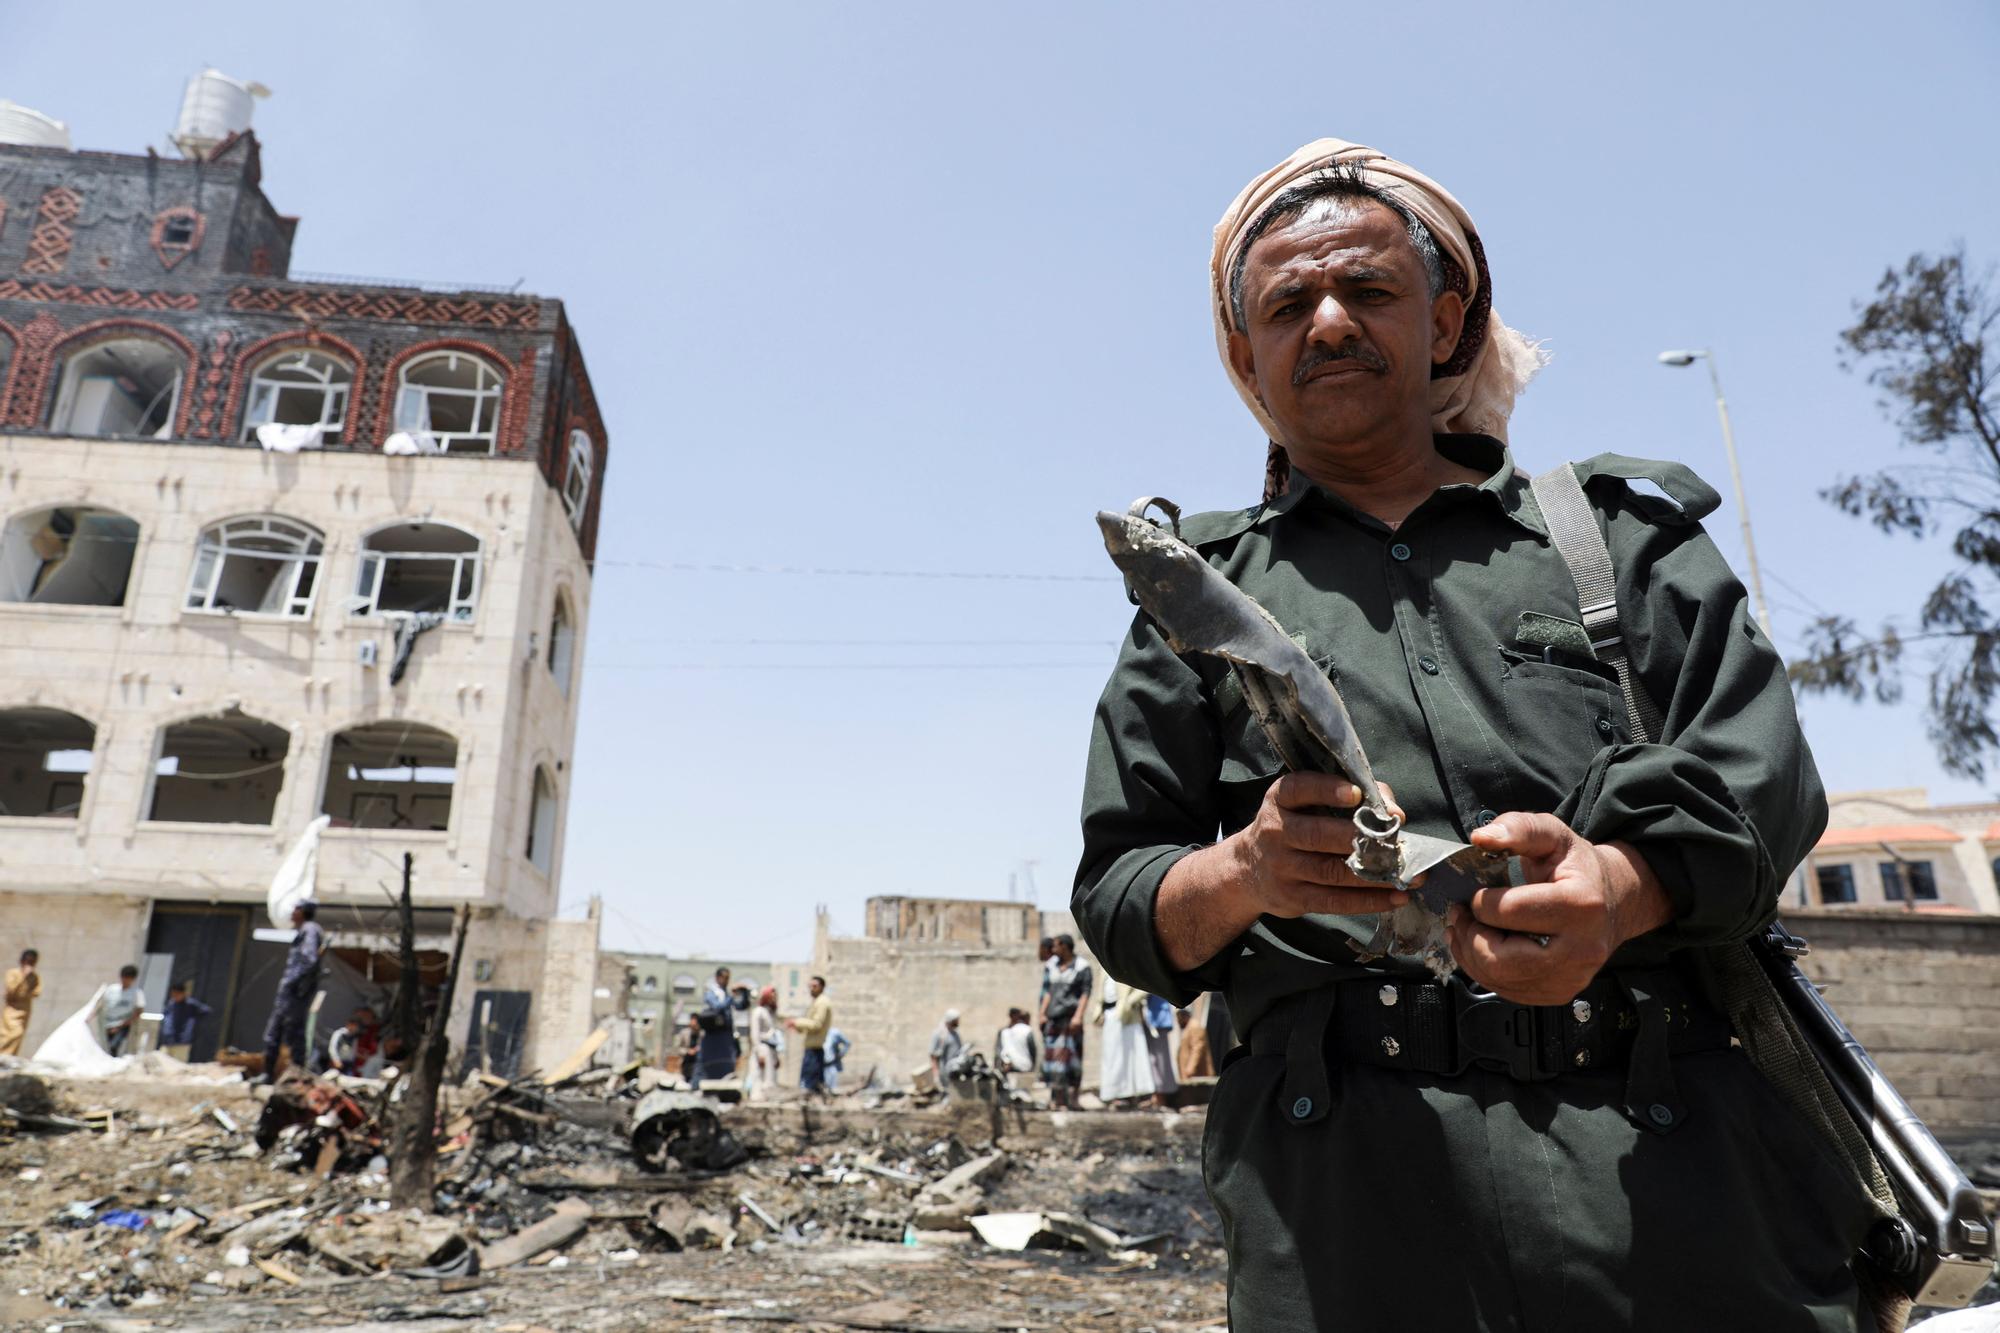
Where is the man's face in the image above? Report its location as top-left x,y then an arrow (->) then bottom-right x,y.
717,970 -> 729,987
1054,940 -> 1074,964
809,978 -> 824,997
1226,198 -> 1464,462
291,906 -> 306,927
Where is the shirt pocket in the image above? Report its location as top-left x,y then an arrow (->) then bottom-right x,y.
1497,647 -> 1628,806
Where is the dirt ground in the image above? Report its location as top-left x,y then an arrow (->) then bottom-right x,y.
0,1068 -> 1227,1332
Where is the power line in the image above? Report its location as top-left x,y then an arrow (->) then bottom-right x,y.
590,661 -> 1110,672
593,557 -> 1118,584
602,637 -> 1120,648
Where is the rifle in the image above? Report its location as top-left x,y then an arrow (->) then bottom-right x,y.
1753,920 -> 1996,1308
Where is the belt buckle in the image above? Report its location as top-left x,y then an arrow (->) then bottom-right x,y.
1454,986 -> 1549,1081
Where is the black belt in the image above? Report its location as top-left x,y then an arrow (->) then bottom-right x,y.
1250,970 -> 1731,1084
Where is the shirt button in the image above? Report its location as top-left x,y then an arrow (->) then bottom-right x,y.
1418,655 -> 1440,675
1595,714 -> 1615,736
1292,1096 -> 1313,1120
1476,808 -> 1498,826
1389,542 -> 1412,562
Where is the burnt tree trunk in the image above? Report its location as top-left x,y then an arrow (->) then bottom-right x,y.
388,904 -> 468,1212
384,853 -> 422,1058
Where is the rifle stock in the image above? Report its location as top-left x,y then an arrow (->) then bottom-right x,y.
1752,921 -> 1996,1308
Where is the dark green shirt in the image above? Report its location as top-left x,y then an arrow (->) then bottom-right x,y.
1073,435 -> 1826,1036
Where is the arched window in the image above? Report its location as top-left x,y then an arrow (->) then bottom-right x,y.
322,720 -> 459,830
547,595 -> 576,697
0,707 -> 96,818
52,336 -> 184,438
148,707 -> 290,825
525,765 -> 558,872
186,516 -> 324,617
561,430 -> 593,529
0,505 -> 140,607
353,521 -> 480,619
241,350 -> 353,446
394,352 -> 504,454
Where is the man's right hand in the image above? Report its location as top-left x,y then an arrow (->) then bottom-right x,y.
1229,773 -> 1410,919
1153,772 -> 1408,971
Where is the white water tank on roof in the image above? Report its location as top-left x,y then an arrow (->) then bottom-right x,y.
173,69 -> 270,159
0,101 -> 71,150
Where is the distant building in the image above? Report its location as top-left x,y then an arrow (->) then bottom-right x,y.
0,74 -> 608,1073
1801,788 -> 2000,915
812,896 -> 1095,1086
615,954 -> 811,1065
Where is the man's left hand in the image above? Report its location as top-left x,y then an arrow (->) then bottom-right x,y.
1449,813 -> 1675,1006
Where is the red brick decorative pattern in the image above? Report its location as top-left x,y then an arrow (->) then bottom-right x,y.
1,312 -> 63,425
20,187 -> 81,276
370,338 -> 512,450
499,346 -> 538,456
0,319 -> 16,421
0,278 -> 199,311
227,285 -> 539,330
192,330 -> 233,437
221,328 -> 366,442
149,208 -> 207,271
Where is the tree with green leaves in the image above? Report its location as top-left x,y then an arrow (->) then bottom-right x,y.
1792,245 -> 2000,777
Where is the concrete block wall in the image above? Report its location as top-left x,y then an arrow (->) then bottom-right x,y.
0,890 -> 149,1052
1793,908 -> 2000,1140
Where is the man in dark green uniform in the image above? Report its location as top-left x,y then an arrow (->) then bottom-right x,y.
1074,138 -> 1879,1330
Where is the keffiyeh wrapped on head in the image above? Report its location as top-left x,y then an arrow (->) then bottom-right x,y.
1209,138 -> 1547,501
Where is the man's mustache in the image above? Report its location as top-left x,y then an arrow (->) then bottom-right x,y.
1292,342 -> 1387,386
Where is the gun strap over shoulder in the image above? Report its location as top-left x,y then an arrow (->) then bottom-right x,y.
1528,462 -> 1664,741
1527,463 -> 1898,1222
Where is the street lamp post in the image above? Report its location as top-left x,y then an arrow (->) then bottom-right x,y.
1658,349 -> 1774,638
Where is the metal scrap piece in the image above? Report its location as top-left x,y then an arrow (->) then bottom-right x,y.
1098,499 -> 1510,972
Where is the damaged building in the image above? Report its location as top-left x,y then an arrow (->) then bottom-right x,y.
0,73 -> 608,1073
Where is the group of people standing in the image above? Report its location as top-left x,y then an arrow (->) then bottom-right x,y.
681,967 -> 846,1097
1033,934 -> 1218,1110
0,949 -> 217,1063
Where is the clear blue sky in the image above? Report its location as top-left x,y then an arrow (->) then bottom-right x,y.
6,2 -> 1997,960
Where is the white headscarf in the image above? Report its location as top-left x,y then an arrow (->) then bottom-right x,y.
1209,138 -> 1547,497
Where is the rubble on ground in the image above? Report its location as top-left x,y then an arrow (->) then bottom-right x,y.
0,1055 -> 1227,1329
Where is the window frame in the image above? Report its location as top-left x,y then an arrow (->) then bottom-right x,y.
1815,863 -> 1858,905
241,350 -> 354,445
547,594 -> 576,697
185,515 -> 326,618
525,765 -> 558,873
393,351 -> 505,455
351,522 -> 482,621
561,430 -> 593,529
50,336 -> 185,439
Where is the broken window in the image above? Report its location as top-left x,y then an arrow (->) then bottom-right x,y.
547,595 -> 576,697
352,522 -> 480,620
51,337 -> 184,438
561,430 -> 593,529
241,350 -> 352,446
0,505 -> 140,607
322,720 -> 458,830
0,707 -> 96,818
147,709 -> 290,825
525,765 -> 557,872
186,515 -> 324,617
393,352 -> 504,454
